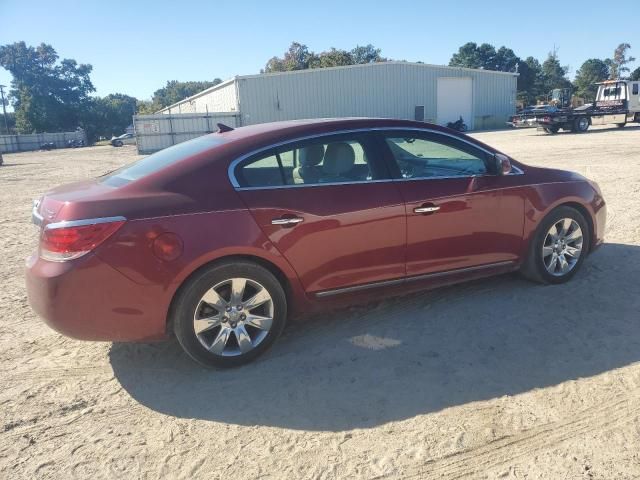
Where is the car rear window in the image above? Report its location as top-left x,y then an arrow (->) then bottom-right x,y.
101,135 -> 226,186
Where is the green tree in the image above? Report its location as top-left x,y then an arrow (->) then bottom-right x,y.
264,42 -> 388,72
493,47 -> 519,72
136,100 -> 158,115
0,41 -> 94,133
0,110 -> 16,134
574,59 -> 610,100
608,43 -> 635,79
264,42 -> 317,72
517,57 -> 544,105
541,51 -> 572,92
449,42 -> 496,69
315,48 -> 353,68
151,79 -> 222,109
351,44 -> 386,64
630,66 -> 640,81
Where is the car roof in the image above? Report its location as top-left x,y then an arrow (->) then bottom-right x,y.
217,117 -> 445,139
207,117 -> 497,157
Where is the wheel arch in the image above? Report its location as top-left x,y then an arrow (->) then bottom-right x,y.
557,201 -> 595,252
165,253 -> 301,334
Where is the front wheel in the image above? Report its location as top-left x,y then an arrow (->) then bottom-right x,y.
521,206 -> 590,284
172,261 -> 287,368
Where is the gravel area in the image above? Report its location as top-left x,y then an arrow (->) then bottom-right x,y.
1,125 -> 640,479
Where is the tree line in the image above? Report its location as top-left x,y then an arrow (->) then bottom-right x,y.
1,40 -> 638,141
448,41 -> 637,104
0,42 -> 223,141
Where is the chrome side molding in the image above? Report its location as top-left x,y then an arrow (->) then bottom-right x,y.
314,260 -> 516,298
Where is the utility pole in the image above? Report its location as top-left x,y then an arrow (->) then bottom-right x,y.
0,85 -> 9,135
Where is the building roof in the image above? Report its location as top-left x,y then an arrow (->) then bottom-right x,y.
157,61 -> 519,114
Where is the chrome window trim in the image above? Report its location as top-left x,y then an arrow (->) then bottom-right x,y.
227,127 -> 511,189
314,260 -> 516,298
236,178 -> 393,191
44,216 -> 127,230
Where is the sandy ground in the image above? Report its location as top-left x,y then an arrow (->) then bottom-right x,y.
1,125 -> 640,479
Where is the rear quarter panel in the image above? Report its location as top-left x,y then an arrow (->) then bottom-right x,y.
95,209 -> 310,324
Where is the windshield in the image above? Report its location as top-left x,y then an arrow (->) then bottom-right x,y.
101,135 -> 226,186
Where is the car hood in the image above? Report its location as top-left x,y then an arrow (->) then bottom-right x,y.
523,164 -> 589,184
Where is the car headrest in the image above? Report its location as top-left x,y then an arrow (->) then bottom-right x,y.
298,144 -> 324,167
323,143 -> 355,175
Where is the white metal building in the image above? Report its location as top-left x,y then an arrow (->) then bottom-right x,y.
158,62 -> 517,130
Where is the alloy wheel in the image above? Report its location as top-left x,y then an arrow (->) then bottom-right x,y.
542,218 -> 583,276
193,278 -> 274,356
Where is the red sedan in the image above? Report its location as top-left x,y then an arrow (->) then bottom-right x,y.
26,118 -> 606,367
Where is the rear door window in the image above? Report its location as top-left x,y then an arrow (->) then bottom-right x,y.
233,134 -> 386,188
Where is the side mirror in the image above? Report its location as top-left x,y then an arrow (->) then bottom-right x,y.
494,153 -> 512,175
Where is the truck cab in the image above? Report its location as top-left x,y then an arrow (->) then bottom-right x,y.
593,80 -> 640,125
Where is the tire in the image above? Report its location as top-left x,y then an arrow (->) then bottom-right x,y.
616,123 -> 626,128
573,117 -> 590,133
114,140 -> 123,147
171,260 -> 287,368
520,206 -> 590,285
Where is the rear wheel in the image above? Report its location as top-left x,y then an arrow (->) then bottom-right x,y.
521,206 -> 590,284
573,117 -> 590,133
172,261 -> 287,368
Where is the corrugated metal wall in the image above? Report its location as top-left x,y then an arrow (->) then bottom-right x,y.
134,113 -> 239,154
237,63 -> 516,129
0,131 -> 87,153
160,81 -> 238,115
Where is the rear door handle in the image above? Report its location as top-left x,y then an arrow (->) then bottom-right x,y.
271,217 -> 304,226
414,205 -> 440,214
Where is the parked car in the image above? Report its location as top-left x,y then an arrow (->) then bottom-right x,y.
110,133 -> 136,147
40,142 -> 56,151
26,118 -> 606,367
67,138 -> 85,148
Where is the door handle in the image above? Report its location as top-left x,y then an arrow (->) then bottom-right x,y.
414,205 -> 440,214
271,217 -> 304,226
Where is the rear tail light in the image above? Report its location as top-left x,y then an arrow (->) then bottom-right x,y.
40,217 -> 126,262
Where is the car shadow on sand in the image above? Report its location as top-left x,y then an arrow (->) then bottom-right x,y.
110,243 -> 640,431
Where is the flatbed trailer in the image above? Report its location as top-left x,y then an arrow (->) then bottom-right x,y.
509,80 -> 640,134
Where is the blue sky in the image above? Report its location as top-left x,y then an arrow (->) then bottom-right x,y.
1,0 -> 638,106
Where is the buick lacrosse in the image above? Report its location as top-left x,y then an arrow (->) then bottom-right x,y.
26,118 -> 606,367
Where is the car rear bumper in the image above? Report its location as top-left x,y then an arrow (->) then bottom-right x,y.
25,253 -> 170,342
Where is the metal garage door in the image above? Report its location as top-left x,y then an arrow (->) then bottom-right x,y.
437,77 -> 473,129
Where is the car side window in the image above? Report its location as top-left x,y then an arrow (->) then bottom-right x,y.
239,151 -> 293,188
385,136 -> 488,179
235,135 -> 380,188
